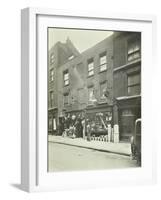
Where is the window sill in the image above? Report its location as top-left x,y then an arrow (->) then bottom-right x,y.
87,74 -> 94,78
127,57 -> 141,63
99,69 -> 107,74
64,84 -> 70,87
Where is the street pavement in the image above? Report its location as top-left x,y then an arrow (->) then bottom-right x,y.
48,135 -> 131,156
48,142 -> 138,172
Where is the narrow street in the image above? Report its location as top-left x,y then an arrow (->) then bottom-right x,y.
48,142 -> 138,172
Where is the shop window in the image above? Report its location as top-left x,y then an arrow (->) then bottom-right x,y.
127,73 -> 141,95
122,109 -> 133,116
53,118 -> 57,131
63,70 -> 69,86
87,58 -> 94,76
48,117 -> 52,130
99,52 -> 107,72
127,38 -> 141,62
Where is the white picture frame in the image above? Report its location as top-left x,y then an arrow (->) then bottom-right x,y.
21,7 -> 156,192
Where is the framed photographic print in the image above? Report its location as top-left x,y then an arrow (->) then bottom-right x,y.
21,8 -> 156,192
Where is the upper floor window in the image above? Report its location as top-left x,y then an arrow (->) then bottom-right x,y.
50,53 -> 55,64
127,38 -> 141,62
127,73 -> 141,96
50,69 -> 54,82
63,93 -> 69,106
49,91 -> 54,107
87,58 -> 94,76
99,52 -> 107,72
88,87 -> 94,101
88,86 -> 97,104
63,70 -> 69,86
100,82 -> 107,99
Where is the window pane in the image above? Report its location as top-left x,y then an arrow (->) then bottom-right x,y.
50,69 -> 54,81
64,94 -> 69,105
128,54 -> 134,61
88,88 -> 94,101
128,74 -> 140,86
128,40 -> 140,62
134,43 -> 140,51
50,53 -> 54,64
128,85 -> 140,95
128,52 -> 140,61
88,70 -> 94,76
64,73 -> 69,80
64,80 -> 69,86
100,82 -> 106,97
122,109 -> 133,116
63,70 -> 69,85
88,61 -> 94,76
133,52 -> 140,59
100,55 -> 106,65
100,64 -> 107,71
88,62 -> 94,71
128,47 -> 134,54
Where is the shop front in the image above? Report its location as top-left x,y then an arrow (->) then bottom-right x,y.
85,103 -> 113,137
48,108 -> 58,135
117,96 -> 141,141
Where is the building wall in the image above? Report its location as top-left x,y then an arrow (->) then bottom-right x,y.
113,32 -> 141,141
48,45 -> 59,109
113,32 -> 141,98
48,40 -> 80,110
113,32 -> 141,68
57,35 -> 114,117
48,32 -> 141,141
114,64 -> 141,98
48,40 -> 80,134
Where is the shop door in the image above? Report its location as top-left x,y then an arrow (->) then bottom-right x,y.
120,109 -> 135,141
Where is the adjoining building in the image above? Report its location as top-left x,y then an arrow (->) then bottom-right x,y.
57,35 -> 114,135
113,32 -> 141,141
48,38 -> 80,134
48,31 -> 141,142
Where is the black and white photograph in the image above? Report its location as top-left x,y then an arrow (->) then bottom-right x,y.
47,28 -> 141,172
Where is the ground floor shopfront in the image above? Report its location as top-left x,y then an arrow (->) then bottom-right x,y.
48,103 -> 113,137
48,108 -> 58,135
116,95 -> 141,141
48,96 -> 141,142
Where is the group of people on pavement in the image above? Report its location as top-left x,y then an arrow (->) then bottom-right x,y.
57,112 -> 111,140
58,113 -> 84,138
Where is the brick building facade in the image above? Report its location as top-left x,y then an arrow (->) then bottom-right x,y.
113,32 -> 141,141
48,31 -> 141,142
48,38 -> 80,134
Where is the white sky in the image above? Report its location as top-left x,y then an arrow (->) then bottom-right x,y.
48,28 -> 113,53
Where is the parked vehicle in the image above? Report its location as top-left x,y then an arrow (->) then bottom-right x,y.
131,119 -> 141,165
